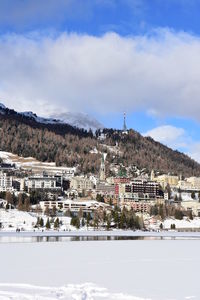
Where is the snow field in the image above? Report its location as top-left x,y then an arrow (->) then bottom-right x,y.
0,240 -> 200,300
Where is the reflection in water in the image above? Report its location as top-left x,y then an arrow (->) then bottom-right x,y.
0,235 -> 198,243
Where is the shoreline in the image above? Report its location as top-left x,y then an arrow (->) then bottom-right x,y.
1,229 -> 200,238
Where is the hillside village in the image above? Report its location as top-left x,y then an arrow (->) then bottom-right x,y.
0,109 -> 200,232
1,133 -> 200,232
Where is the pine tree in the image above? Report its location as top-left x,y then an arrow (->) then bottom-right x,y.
93,212 -> 99,230
159,204 -> 164,220
39,217 -> 44,227
165,183 -> 172,199
81,218 -> 85,227
6,192 -> 13,205
44,206 -> 50,216
17,194 -> 24,210
119,211 -> 126,229
24,198 -> 30,212
178,193 -> 182,202
78,208 -> 83,219
175,209 -> 184,220
106,215 -> 111,230
54,217 -> 60,229
171,224 -> 176,230
52,206 -> 57,217
46,218 -> 50,229
86,213 -> 91,229
174,194 -> 178,202
36,217 -> 40,227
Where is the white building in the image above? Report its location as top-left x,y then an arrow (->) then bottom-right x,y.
27,175 -> 61,191
0,171 -> 13,192
39,199 -> 108,214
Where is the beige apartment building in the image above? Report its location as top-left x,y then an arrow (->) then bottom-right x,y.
155,175 -> 179,189
177,177 -> 200,191
70,177 -> 94,193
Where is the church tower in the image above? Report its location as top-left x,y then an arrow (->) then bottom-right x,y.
100,153 -> 106,181
150,169 -> 155,181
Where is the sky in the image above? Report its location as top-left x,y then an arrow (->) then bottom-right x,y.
1,0 -> 200,161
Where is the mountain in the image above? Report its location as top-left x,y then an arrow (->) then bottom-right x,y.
50,112 -> 103,132
19,111 -> 61,125
0,103 -> 91,138
0,103 -> 199,177
0,103 -> 103,132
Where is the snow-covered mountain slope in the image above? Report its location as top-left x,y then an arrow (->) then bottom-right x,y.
21,111 -> 61,125
0,103 -> 6,113
51,112 -> 104,132
0,103 -> 104,131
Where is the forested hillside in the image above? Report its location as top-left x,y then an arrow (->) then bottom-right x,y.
0,114 -> 199,177
102,129 -> 200,177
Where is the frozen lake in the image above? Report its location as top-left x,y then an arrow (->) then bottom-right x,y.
0,239 -> 200,299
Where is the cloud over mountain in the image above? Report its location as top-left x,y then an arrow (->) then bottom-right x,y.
143,124 -> 200,163
143,125 -> 187,149
1,29 -> 200,121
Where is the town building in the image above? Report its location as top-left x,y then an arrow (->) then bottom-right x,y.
39,199 -> 108,214
96,182 -> 115,196
123,200 -> 151,213
116,179 -> 163,202
155,174 -> 179,189
26,174 -> 62,192
178,177 -> 200,191
70,176 -> 94,194
0,171 -> 13,192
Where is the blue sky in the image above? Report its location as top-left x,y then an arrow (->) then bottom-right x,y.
1,0 -> 200,161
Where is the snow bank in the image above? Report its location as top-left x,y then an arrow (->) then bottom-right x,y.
163,217 -> 200,229
0,283 -> 147,300
0,209 -> 37,231
0,209 -> 74,231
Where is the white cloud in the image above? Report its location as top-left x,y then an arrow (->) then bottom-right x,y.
1,29 -> 200,119
187,143 -> 200,163
143,125 -> 187,149
143,124 -> 200,163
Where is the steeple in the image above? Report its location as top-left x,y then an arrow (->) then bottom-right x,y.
150,169 -> 155,181
123,112 -> 127,131
100,153 -> 106,181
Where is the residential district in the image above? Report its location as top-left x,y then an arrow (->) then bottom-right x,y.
1,147 -> 200,232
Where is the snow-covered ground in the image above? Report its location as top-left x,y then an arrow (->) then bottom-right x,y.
2,209 -> 200,233
163,217 -> 200,229
0,151 -> 76,173
0,209 -> 37,231
0,209 -> 73,231
0,283 -> 142,300
146,215 -> 200,231
0,240 -> 200,299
